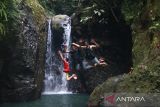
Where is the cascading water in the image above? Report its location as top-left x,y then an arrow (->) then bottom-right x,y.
43,17 -> 72,94
61,17 -> 72,58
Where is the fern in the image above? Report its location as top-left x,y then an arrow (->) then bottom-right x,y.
0,1 -> 8,35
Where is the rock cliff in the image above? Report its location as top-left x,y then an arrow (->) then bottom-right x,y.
0,0 -> 46,102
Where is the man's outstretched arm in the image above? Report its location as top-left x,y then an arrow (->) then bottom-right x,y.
58,50 -> 64,61
72,43 -> 80,47
72,43 -> 87,48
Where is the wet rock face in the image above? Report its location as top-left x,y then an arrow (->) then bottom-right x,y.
0,1 -> 46,102
51,15 -> 68,52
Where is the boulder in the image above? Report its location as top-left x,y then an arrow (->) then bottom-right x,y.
52,15 -> 70,29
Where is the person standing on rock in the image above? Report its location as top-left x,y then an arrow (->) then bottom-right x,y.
58,50 -> 77,80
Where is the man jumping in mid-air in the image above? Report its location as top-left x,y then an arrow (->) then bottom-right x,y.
58,51 -> 77,80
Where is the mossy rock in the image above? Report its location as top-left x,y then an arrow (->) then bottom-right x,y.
52,15 -> 70,29
25,0 -> 46,27
0,0 -> 47,102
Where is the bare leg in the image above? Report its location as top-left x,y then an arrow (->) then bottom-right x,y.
66,73 -> 72,80
66,73 -> 77,80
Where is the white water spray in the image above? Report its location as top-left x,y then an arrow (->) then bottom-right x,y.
61,17 -> 72,58
43,17 -> 72,95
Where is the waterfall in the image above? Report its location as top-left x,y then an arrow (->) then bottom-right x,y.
43,18 -> 72,95
61,17 -> 72,58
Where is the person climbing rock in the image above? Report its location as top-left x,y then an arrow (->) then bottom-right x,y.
58,51 -> 77,80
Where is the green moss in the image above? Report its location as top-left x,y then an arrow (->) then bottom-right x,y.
132,31 -> 151,67
25,0 -> 46,27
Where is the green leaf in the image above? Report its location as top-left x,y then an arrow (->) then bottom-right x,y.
2,8 -> 8,21
0,23 -> 5,35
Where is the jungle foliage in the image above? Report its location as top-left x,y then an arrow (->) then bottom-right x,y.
0,0 -> 8,35
0,0 -> 19,39
38,0 -> 83,15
